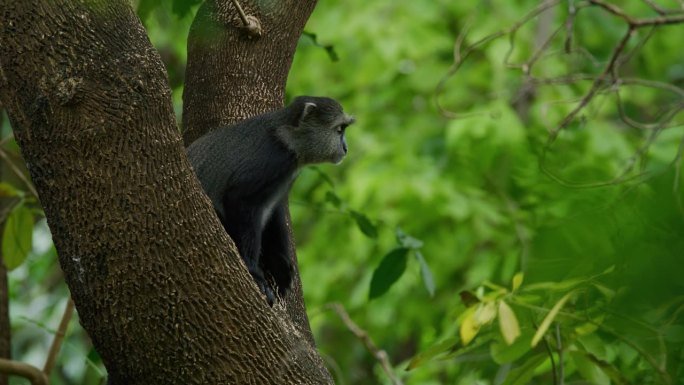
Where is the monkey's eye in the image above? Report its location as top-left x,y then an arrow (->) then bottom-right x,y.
337,124 -> 347,133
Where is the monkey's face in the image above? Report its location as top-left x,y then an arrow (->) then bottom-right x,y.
295,99 -> 355,165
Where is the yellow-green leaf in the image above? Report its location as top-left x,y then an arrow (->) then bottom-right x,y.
474,301 -> 497,326
498,301 -> 521,345
460,307 -> 480,346
512,272 -> 524,291
531,291 -> 573,347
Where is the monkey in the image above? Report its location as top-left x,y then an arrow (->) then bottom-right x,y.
186,96 -> 355,304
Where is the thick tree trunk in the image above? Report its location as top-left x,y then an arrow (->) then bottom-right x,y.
183,0 -> 320,348
0,1 -> 331,383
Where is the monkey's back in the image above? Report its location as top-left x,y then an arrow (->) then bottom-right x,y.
186,116 -> 298,222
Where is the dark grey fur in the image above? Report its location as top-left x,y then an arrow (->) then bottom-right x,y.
186,96 -> 354,304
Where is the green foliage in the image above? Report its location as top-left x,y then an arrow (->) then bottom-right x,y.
2,201 -> 33,270
3,0 -> 684,384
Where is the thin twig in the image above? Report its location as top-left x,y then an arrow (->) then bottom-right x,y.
0,359 -> 47,385
43,297 -> 74,376
326,303 -> 403,385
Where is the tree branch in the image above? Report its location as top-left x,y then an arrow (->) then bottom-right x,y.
0,359 -> 47,385
327,303 -> 403,385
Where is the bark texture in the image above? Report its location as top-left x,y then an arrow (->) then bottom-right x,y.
0,1 -> 331,383
183,0 -> 321,348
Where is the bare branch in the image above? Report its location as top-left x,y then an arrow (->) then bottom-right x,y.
326,303 -> 403,385
0,359 -> 47,385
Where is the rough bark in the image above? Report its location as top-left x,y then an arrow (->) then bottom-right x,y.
183,0 -> 320,348
0,1 -> 331,383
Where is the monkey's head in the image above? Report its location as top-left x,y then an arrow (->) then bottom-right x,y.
283,96 -> 355,166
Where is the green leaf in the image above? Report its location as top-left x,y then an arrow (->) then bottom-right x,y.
350,210 -> 378,239
460,306 -> 480,345
136,0 -> 162,22
301,31 -> 339,62
500,354 -> 547,385
369,248 -> 409,299
531,291 -> 573,347
2,204 -> 33,270
414,250 -> 435,296
474,301 -> 497,326
324,191 -> 342,208
512,272 -> 524,291
498,301 -> 521,345
395,227 -> 424,249
570,351 -> 611,385
171,0 -> 202,19
0,182 -> 19,198
490,331 -> 533,364
406,337 -> 459,371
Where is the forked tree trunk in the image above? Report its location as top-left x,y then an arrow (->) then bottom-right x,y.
0,0 -> 331,383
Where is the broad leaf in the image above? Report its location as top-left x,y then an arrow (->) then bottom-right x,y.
2,204 -> 33,270
498,301 -> 521,345
369,247 -> 409,299
460,306 -> 480,345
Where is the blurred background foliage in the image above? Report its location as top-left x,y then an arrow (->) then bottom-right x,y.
2,0 -> 683,384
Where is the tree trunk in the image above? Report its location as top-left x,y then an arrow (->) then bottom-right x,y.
0,1 -> 331,383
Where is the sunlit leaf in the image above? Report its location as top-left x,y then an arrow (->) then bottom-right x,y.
531,291 -> 573,347
512,272 -> 524,291
474,301 -> 497,325
2,204 -> 33,270
369,247 -> 409,300
414,250 -> 435,296
498,301 -> 521,345
460,306 -> 480,345
350,210 -> 378,239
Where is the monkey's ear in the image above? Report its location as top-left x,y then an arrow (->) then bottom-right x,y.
300,102 -> 317,122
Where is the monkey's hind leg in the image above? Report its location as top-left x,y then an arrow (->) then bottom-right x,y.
234,227 -> 277,305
